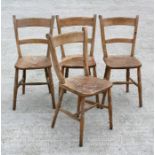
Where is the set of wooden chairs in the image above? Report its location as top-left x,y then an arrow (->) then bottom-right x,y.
12,15 -> 142,146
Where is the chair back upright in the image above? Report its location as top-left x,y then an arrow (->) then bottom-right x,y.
56,15 -> 96,58
13,16 -> 55,58
47,28 -> 89,84
99,15 -> 139,58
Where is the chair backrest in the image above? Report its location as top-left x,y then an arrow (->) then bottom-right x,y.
13,15 -> 54,58
47,28 -> 89,84
99,15 -> 139,58
56,15 -> 96,58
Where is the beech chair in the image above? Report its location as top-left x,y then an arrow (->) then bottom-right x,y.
56,15 -> 99,102
99,15 -> 142,107
12,16 -> 55,110
56,15 -> 97,75
47,28 -> 113,146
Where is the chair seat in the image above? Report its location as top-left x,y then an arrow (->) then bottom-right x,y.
15,56 -> 52,69
62,76 -> 112,96
104,56 -> 142,69
60,55 -> 96,68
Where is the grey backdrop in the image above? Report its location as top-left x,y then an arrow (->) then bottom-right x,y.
2,0 -> 154,154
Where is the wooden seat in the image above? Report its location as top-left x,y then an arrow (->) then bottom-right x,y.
15,56 -> 52,69
47,28 -> 113,146
63,76 -> 112,96
60,55 -> 96,68
12,16 -> 55,110
104,55 -> 142,69
99,15 -> 142,107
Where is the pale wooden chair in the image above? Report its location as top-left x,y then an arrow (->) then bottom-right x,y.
99,15 -> 142,107
12,16 -> 55,110
56,15 -> 99,102
47,28 -> 113,146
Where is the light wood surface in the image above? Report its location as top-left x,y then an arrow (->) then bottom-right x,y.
56,15 -> 98,102
47,28 -> 113,146
56,15 -> 97,71
99,15 -> 142,107
12,16 -> 55,110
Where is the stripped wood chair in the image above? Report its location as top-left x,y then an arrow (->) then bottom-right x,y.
47,28 -> 113,146
56,15 -> 99,102
12,16 -> 55,110
99,15 -> 142,107
56,15 -> 97,76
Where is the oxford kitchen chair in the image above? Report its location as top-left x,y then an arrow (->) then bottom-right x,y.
56,15 -> 99,102
99,15 -> 142,107
47,28 -> 113,146
12,16 -> 55,110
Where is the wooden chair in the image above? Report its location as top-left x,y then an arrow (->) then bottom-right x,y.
47,28 -> 113,146
99,15 -> 142,107
12,16 -> 55,110
56,15 -> 99,102
56,15 -> 97,75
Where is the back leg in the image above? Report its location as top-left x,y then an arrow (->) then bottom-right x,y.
93,66 -> 100,106
79,97 -> 85,147
47,67 -> 56,109
102,66 -> 111,108
13,68 -> 19,110
64,67 -> 69,93
137,67 -> 142,107
107,88 -> 113,129
45,68 -> 50,93
126,69 -> 130,92
22,69 -> 26,94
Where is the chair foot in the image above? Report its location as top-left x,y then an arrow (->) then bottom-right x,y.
79,144 -> 83,147
139,104 -> 143,108
109,126 -> 113,130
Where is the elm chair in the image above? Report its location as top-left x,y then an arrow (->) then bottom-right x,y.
13,16 -> 55,110
99,15 -> 142,107
56,15 -> 97,76
47,28 -> 113,146
56,15 -> 99,102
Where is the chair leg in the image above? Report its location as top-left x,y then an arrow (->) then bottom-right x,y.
126,69 -> 130,92
107,88 -> 113,129
137,67 -> 142,107
79,97 -> 85,147
22,69 -> 26,95
59,67 -> 65,95
64,67 -> 69,93
65,67 -> 69,78
76,96 -> 81,117
51,89 -> 64,128
93,66 -> 100,106
47,67 -> 56,109
102,66 -> 111,107
89,67 -> 91,75
13,68 -> 19,110
45,68 -> 50,93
